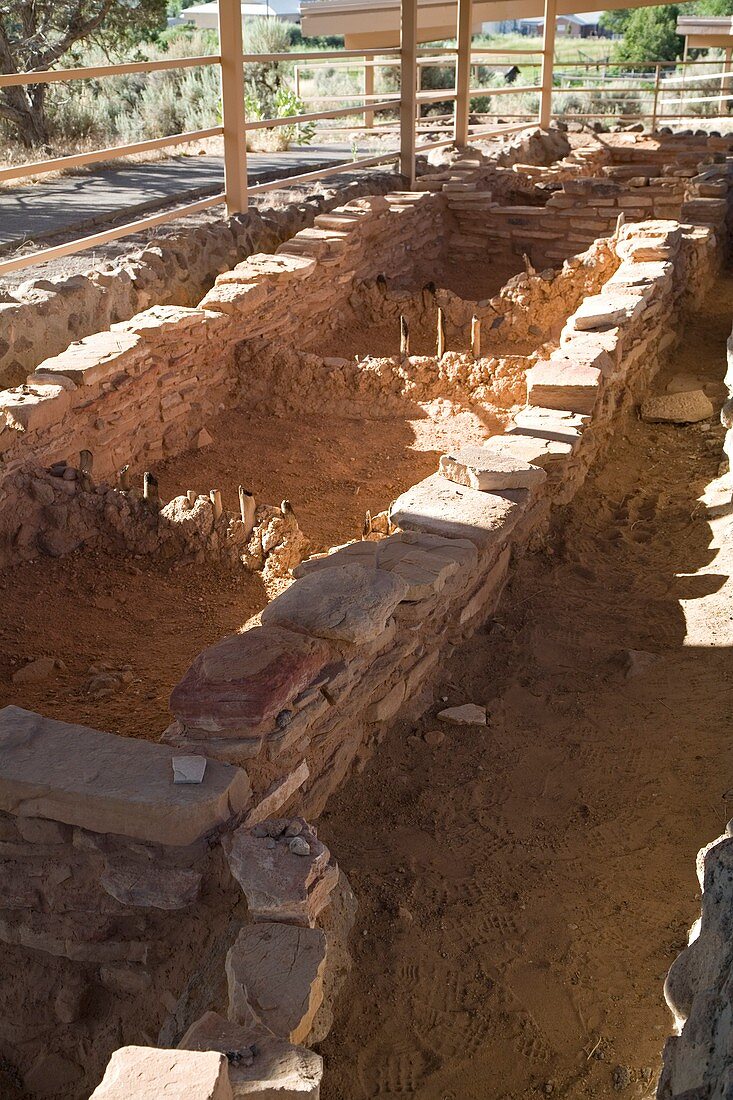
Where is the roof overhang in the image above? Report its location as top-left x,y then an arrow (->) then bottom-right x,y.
302,0 -> 667,46
676,15 -> 733,48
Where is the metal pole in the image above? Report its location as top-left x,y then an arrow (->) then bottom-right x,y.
539,0 -> 557,129
218,0 -> 248,214
651,62 -> 661,132
454,0 -> 472,146
400,0 -> 418,186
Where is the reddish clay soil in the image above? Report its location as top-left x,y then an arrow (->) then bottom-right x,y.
316,274 -> 733,1098
0,404 -> 498,741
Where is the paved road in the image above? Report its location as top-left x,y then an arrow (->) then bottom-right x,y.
0,146 -> 380,249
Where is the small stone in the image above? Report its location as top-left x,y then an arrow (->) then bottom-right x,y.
62,467 -> 77,481
423,729 -> 445,746
284,820 -> 303,837
289,836 -> 311,856
266,837 -> 276,849
172,755 -> 207,785
12,656 -> 57,684
197,428 -> 214,448
612,1064 -> 632,1091
641,389 -> 714,425
437,704 -> 487,726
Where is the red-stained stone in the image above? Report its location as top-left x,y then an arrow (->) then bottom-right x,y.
170,626 -> 333,739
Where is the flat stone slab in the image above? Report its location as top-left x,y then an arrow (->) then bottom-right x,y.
34,330 -> 140,387
641,389 -> 714,424
437,704 -> 487,726
439,445 -> 547,492
377,531 -> 477,600
526,359 -> 602,415
170,626 -> 333,739
261,564 -> 409,646
90,1046 -> 232,1100
0,706 -> 251,846
224,818 -> 338,927
292,541 -> 378,580
511,406 -> 589,447
226,923 -> 327,1045
180,1011 -> 322,1098
389,474 -> 527,551
571,292 -> 645,331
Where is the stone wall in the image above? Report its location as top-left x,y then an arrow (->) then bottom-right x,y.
658,826 -> 733,1098
448,155 -> 733,270
0,127 -> 571,394
161,218 -> 716,822
0,173 -> 402,391
75,212 -> 718,1099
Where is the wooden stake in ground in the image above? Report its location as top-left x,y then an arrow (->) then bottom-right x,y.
471,316 -> 481,359
239,486 -> 256,538
400,315 -> 410,359
143,471 -> 159,505
523,253 -> 536,277
210,489 -> 223,521
117,465 -> 131,491
187,489 -> 197,505
436,307 -> 446,358
615,211 -> 626,238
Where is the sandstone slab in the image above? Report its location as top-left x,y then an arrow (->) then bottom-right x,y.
439,445 -> 547,492
0,706 -> 250,846
437,703 -> 487,726
526,359 -> 602,415
226,923 -> 327,1044
180,1011 -> 322,1098
35,330 -> 140,387
90,1046 -> 232,1099
389,474 -> 527,551
224,819 -> 338,927
571,293 -> 645,331
245,762 -> 310,827
261,564 -> 408,645
292,541 -> 378,580
641,389 -> 714,424
100,861 -> 202,910
170,627 -> 332,739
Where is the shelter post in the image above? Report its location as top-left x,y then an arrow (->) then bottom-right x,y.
454,0 -> 473,146
539,0 -> 557,129
400,0 -> 418,186
218,0 -> 249,214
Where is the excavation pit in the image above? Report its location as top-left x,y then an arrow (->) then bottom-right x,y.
0,127 -> 732,1100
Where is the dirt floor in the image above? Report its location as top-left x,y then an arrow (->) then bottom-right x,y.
0,403 -> 499,740
315,277 -> 733,1098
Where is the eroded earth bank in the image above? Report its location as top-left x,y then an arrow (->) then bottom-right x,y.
316,274 -> 733,1099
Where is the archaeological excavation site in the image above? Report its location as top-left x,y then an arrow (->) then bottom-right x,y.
2,120 -> 733,1100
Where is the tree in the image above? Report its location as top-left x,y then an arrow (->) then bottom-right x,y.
599,9 -> 632,35
0,0 -> 167,147
614,5 -> 683,64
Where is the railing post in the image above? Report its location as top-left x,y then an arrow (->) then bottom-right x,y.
364,59 -> 375,129
539,0 -> 557,129
720,47 -> 732,117
400,0 -> 418,187
651,62 -> 661,132
454,0 -> 472,147
218,0 -> 248,215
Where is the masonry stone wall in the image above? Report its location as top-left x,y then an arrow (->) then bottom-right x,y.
0,173 -> 402,391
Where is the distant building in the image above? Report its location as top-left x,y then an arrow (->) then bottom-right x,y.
518,11 -> 606,38
181,0 -> 301,28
